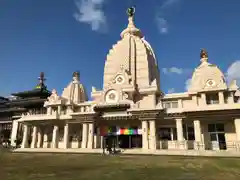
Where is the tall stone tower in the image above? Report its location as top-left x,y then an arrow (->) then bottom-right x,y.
92,7 -> 161,109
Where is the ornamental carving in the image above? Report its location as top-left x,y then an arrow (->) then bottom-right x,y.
47,89 -> 60,103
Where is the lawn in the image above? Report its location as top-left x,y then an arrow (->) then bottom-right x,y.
0,151 -> 240,180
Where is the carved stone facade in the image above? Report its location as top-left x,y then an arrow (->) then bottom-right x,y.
10,7 -> 240,154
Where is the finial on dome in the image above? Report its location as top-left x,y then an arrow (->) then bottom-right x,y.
127,6 -> 135,17
120,6 -> 142,38
200,48 -> 208,63
72,71 -> 80,82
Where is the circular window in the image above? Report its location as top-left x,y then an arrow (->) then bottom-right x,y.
206,79 -> 216,87
109,93 -> 116,100
115,75 -> 124,84
105,90 -> 118,103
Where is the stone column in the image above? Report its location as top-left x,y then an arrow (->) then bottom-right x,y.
175,118 -> 186,150
192,95 -> 198,106
52,125 -> 59,148
229,92 -> 234,104
81,123 -> 88,148
10,120 -> 19,146
57,105 -> 62,116
87,123 -> 94,149
193,120 -> 204,150
178,99 -> 183,108
31,126 -> 38,148
43,132 -> 49,148
234,119 -> 240,140
149,120 -> 157,150
21,124 -> 29,148
47,107 -> 52,115
219,91 -> 225,105
201,93 -> 206,106
142,120 -> 149,150
94,127 -> 100,148
37,128 -> 43,148
63,123 -> 69,149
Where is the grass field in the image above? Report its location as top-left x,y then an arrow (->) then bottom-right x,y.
1,151 -> 240,180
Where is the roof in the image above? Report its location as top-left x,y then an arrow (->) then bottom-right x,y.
8,97 -> 46,107
11,88 -> 51,98
0,96 -> 9,103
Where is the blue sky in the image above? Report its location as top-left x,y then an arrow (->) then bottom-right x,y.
1,0 -> 240,98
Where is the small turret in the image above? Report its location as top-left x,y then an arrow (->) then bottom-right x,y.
61,71 -> 88,103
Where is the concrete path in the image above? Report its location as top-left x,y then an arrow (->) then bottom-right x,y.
13,148 -> 240,157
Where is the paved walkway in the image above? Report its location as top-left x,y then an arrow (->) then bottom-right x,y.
13,148 -> 240,157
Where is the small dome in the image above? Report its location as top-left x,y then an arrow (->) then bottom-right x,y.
61,71 -> 88,103
188,49 -> 227,93
103,7 -> 160,89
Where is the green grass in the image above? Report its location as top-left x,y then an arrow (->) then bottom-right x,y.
1,151 -> 240,180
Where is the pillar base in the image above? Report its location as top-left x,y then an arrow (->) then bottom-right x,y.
194,141 -> 205,150
177,141 -> 188,150
21,144 -> 29,148
43,142 -> 50,148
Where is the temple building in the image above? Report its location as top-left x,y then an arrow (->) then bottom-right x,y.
0,96 -> 13,141
11,7 -> 240,152
9,72 -> 51,146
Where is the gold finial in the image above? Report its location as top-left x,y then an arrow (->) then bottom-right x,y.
200,48 -> 208,59
127,6 -> 135,17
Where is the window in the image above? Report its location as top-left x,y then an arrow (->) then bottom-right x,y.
216,124 -> 224,131
158,127 -> 177,140
183,125 -> 195,140
223,92 -> 230,104
206,93 -> 219,104
159,128 -> 171,140
163,102 -> 171,109
234,95 -> 239,103
208,123 -> 225,133
172,102 -> 178,108
163,101 -> 178,109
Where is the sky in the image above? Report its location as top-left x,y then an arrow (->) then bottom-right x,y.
1,0 -> 240,98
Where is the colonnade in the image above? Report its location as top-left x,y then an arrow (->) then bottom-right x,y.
141,118 -> 204,150
20,122 -> 97,149
15,118 -> 240,151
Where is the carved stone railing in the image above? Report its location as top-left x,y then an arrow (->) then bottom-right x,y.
77,103 -> 95,113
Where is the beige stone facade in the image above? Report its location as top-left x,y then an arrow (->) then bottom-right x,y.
11,8 -> 240,153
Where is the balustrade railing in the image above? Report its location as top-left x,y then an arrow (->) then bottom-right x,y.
158,140 -> 240,151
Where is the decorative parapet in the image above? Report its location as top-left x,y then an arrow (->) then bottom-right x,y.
44,89 -> 66,107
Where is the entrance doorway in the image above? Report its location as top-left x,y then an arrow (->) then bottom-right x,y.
208,123 -> 226,150
118,135 -> 142,149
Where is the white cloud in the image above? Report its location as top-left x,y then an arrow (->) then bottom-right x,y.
225,60 -> 240,84
156,17 -> 168,34
155,0 -> 182,34
161,0 -> 181,9
185,78 -> 191,91
74,0 -> 107,32
162,67 -> 191,75
167,88 -> 175,93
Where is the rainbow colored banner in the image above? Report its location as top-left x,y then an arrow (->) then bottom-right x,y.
100,126 -> 141,136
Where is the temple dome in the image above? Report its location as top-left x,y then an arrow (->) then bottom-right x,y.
188,49 -> 227,93
103,7 -> 160,90
61,71 -> 88,103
